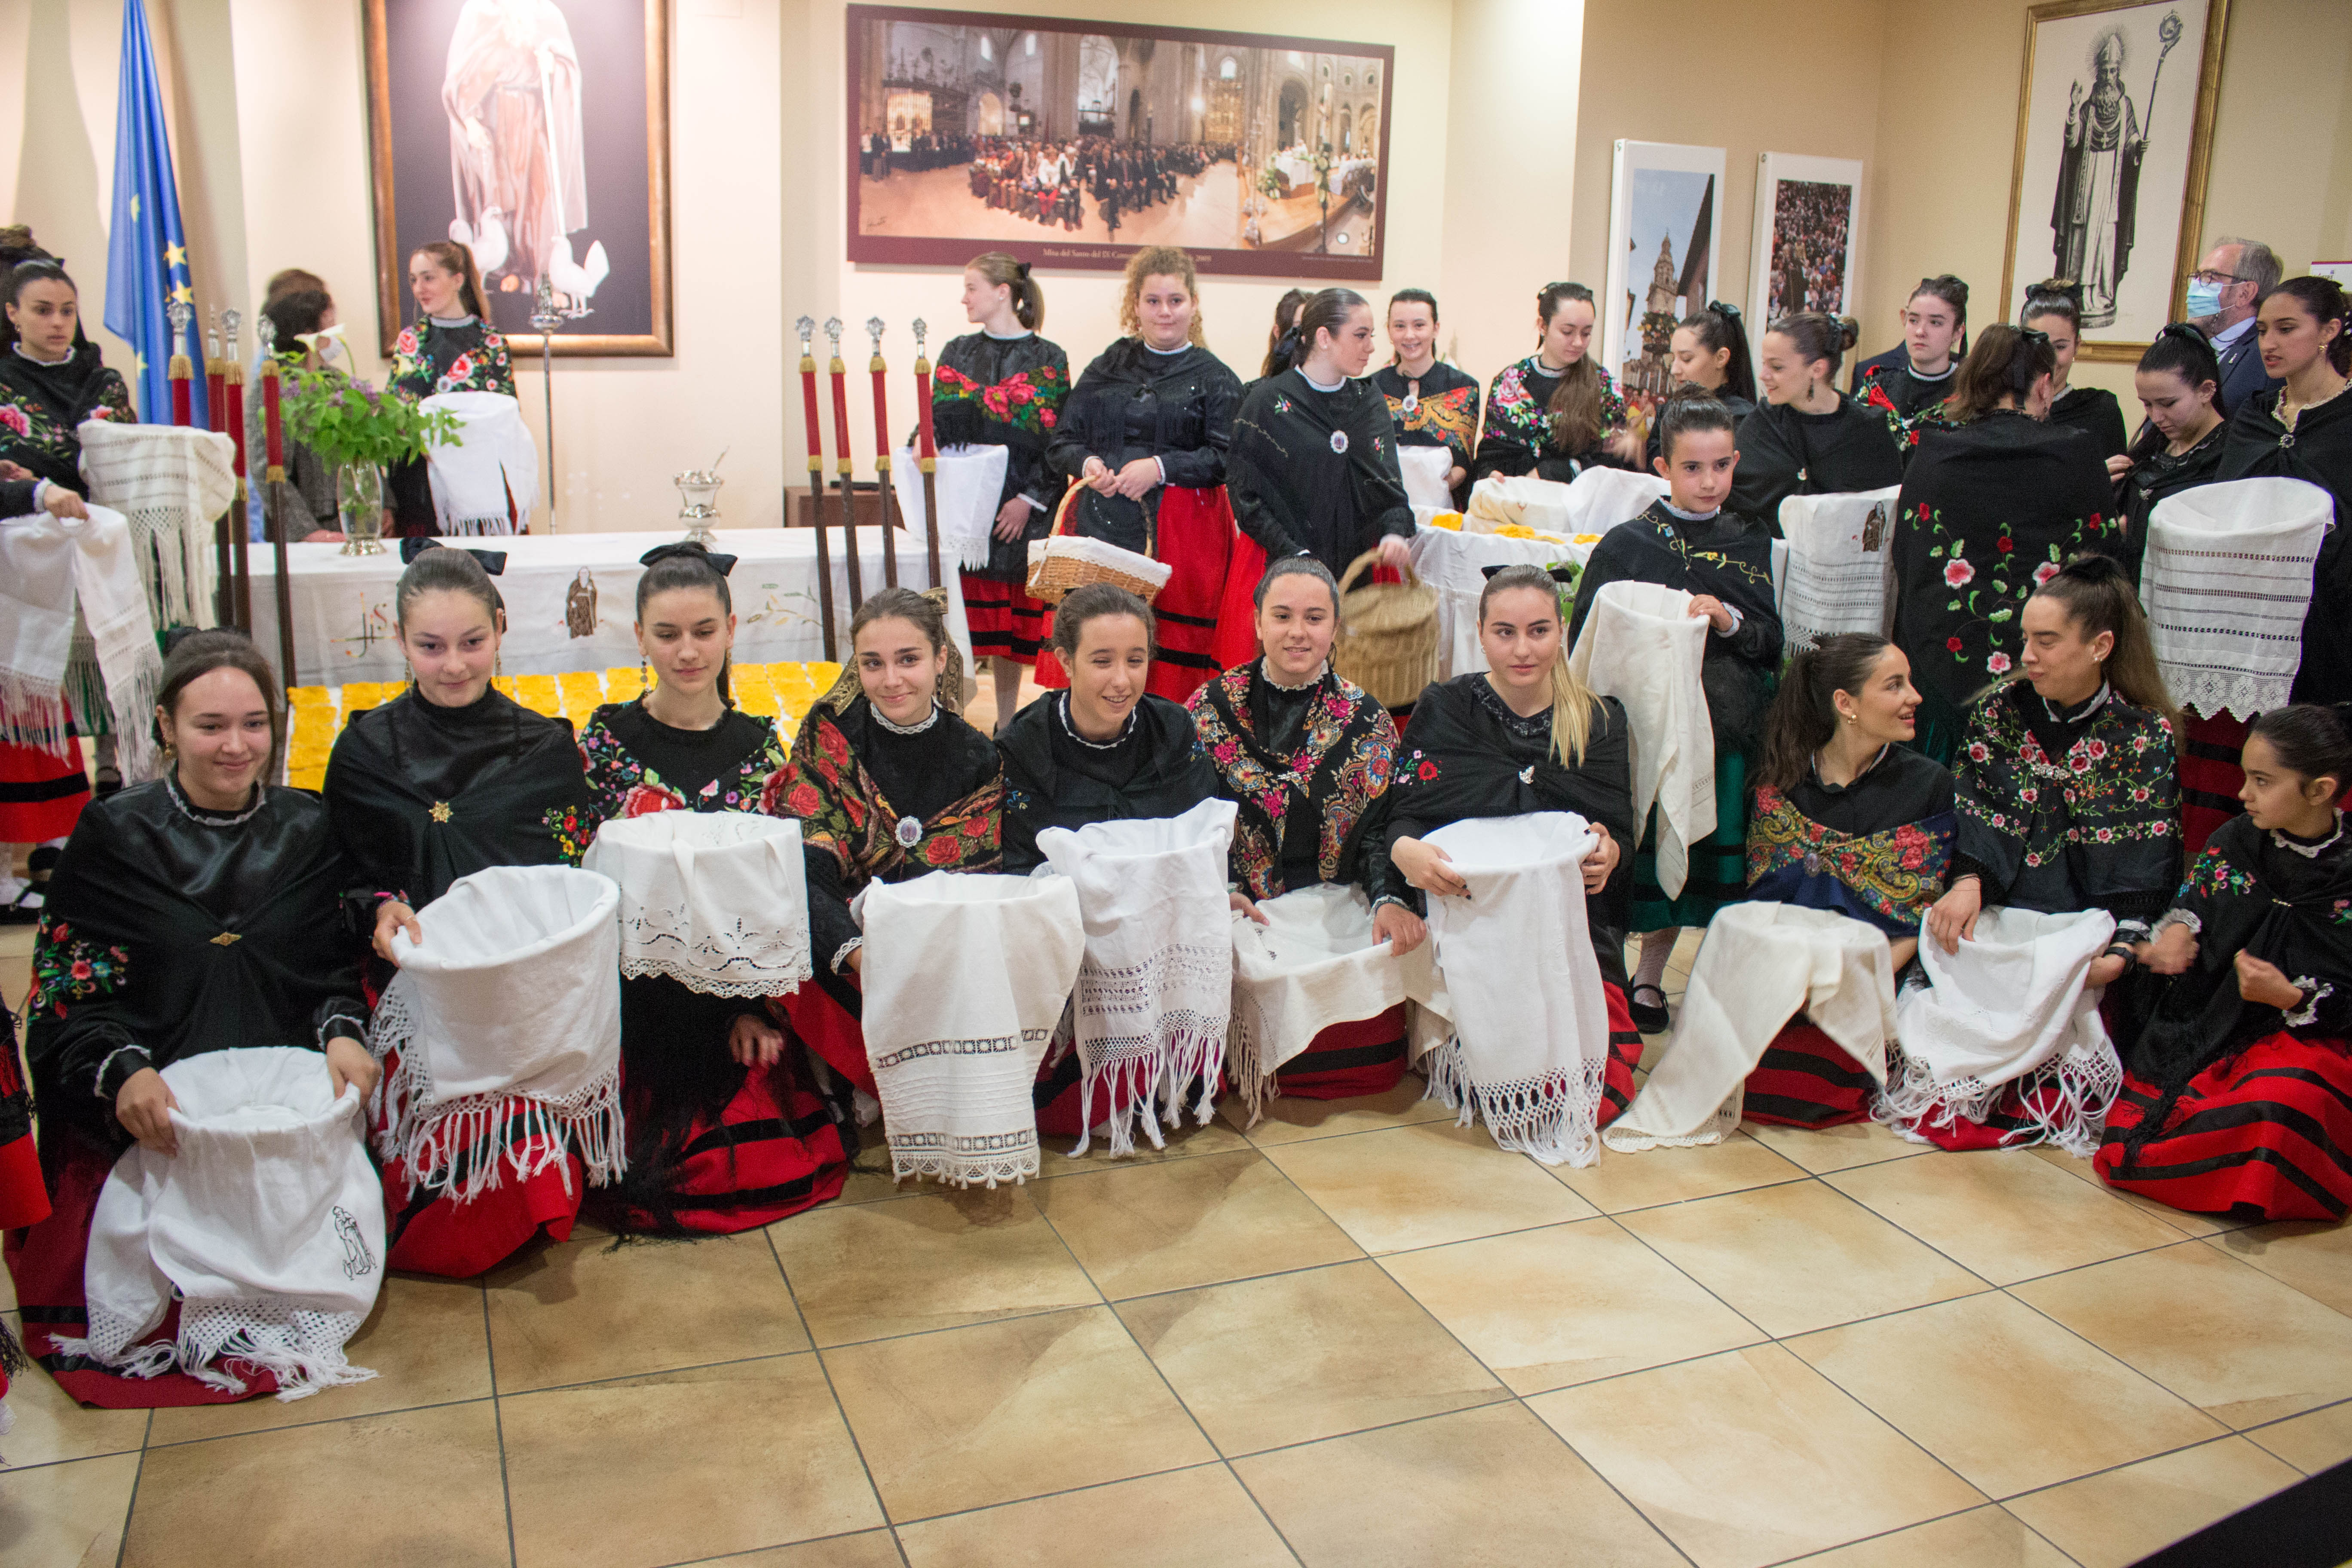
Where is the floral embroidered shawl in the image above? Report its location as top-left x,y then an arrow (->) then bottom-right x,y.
1186,659 -> 1397,900
1747,784 -> 1954,936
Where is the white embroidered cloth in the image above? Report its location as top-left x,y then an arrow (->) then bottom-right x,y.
56,1047 -> 383,1400
1401,812 -> 1613,1165
891,443 -> 1011,572
0,502 -> 164,778
855,871 -> 1086,1186
1397,446 -> 1455,512
1883,906 -> 2122,1155
1026,533 -> 1173,596
1605,903 -> 1898,1151
1776,486 -> 1901,652
1036,797 -> 1237,1157
1228,884 -> 1407,1126
369,865 -> 625,1200
420,391 -> 538,536
1561,467 -> 1670,535
1568,580 -> 1714,897
77,419 -> 236,628
583,811 -> 812,998
2140,477 -> 2331,721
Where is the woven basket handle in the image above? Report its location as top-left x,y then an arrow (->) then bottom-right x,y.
1336,546 -> 1415,595
1050,482 -> 1082,537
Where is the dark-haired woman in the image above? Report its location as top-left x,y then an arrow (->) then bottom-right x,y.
1373,289 -> 1480,511
1853,275 -> 1968,444
2218,276 -> 2352,707
577,544 -> 848,1234
251,288 -> 348,543
2098,704 -> 2352,1220
2021,281 -> 2129,462
386,242 -> 516,538
8,632 -> 376,1406
774,587 -> 1003,1108
1645,303 -> 1757,468
1472,282 -> 1637,484
1569,395 -> 1783,1032
1889,324 -> 2122,761
1733,313 -> 1903,528
324,543 -> 593,1276
936,252 -> 1070,728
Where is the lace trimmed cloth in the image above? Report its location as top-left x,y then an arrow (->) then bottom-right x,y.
582,810 -> 812,998
890,442 -> 1009,572
2139,476 -> 2331,721
419,391 -> 538,536
1775,484 -> 1901,653
0,501 -> 163,777
75,420 -> 235,628
1228,884 -> 1407,1126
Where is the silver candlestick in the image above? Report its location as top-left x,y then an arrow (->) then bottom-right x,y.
674,467 -> 723,547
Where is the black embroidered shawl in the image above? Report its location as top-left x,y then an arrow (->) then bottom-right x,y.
1227,370 -> 1414,581
997,692 -> 1218,874
1372,361 -> 1481,486
2218,387 -> 2352,705
1728,398 -> 1903,530
931,331 -> 1072,581
0,343 -> 136,493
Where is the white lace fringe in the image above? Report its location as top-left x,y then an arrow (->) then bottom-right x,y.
1227,995 -> 1279,1130
0,671 -> 69,758
1421,1035 -> 1608,1167
890,1142 -> 1040,1190
1072,1026 -> 1226,1159
54,1302 -> 377,1403
1872,1044 -> 2122,1158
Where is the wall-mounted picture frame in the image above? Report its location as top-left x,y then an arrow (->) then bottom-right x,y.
362,0 -> 674,357
1998,0 -> 2230,362
845,4 -> 1393,280
1603,140 -> 1726,407
1749,152 -> 1864,334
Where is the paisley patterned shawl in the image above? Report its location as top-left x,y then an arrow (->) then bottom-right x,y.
770,703 -> 1001,885
1747,784 -> 1954,936
1186,660 -> 1397,900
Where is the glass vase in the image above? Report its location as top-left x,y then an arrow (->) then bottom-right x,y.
337,461 -> 385,555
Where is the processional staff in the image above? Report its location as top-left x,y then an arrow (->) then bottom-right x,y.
167,299 -> 193,427
203,310 -> 226,437
221,309 -> 249,632
256,313 -> 294,686
912,318 -> 943,586
865,317 -> 900,590
826,318 -> 864,609
794,316 -> 839,662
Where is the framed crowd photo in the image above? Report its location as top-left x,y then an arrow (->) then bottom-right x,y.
1998,0 -> 2230,362
1602,140 -> 1726,408
362,0 -> 674,357
844,4 -> 1394,281
1748,153 -> 1864,331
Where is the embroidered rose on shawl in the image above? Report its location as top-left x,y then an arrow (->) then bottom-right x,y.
1986,652 -> 2012,675
2033,562 -> 2062,586
1893,823 -> 1931,871
1944,560 -> 1975,588
1417,760 -> 1438,780
30,919 -> 130,1018
623,783 -> 685,817
1947,637 -> 1964,653
923,836 -> 964,867
1967,742 -> 1990,763
542,804 -> 589,865
0,404 -> 28,438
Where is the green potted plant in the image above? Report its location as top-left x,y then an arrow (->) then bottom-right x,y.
279,366 -> 459,554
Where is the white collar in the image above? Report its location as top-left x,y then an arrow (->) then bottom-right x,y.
1905,358 -> 1957,383
1144,341 -> 1188,356
1057,692 -> 1138,749
982,327 -> 1033,341
2210,315 -> 2256,349
1298,368 -> 1344,394
1660,499 -> 1721,522
426,313 -> 478,329
1261,658 -> 1328,692
2272,811 -> 2346,859
11,343 -> 73,368
873,700 -> 941,735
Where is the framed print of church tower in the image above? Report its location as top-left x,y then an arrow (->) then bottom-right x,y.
1602,141 -> 1727,413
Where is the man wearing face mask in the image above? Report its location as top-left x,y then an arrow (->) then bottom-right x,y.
249,287 -> 349,543
2181,237 -> 2283,416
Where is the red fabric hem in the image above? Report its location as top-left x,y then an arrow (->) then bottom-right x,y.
1741,1022 -> 1876,1127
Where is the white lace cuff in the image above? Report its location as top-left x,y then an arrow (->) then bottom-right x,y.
2154,908 -> 2201,937
93,1043 -> 153,1099
2285,979 -> 2333,1029
831,937 -> 864,976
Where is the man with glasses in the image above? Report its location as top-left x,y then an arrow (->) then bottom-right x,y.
2181,237 -> 2283,415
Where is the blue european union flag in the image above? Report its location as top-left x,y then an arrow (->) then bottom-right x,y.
103,0 -> 203,426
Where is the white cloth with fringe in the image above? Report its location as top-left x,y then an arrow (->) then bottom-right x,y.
2139,476 -> 2331,722
583,811 -> 812,998
1036,797 -> 1237,1157
1605,903 -> 1899,1152
854,870 -> 1085,1186
1568,580 -> 1714,898
420,391 -> 538,536
1228,884 -> 1407,1126
368,865 -> 625,1200
76,419 -> 236,629
1776,485 -> 1901,653
0,502 -> 163,778
891,443 -> 1010,573
1397,446 -> 1455,512
1400,812 -> 1613,1166
1882,905 -> 2122,1155
54,1047 -> 383,1401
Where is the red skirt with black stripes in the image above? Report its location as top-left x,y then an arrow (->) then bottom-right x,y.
960,570 -> 1052,668
1032,485 -> 1236,702
2180,711 -> 2253,860
0,734 -> 90,842
1740,1021 -> 1877,1127
2095,1033 -> 2352,1222
1274,1004 -> 1409,1100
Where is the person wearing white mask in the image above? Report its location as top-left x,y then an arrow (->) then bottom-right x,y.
2182,237 -> 2284,416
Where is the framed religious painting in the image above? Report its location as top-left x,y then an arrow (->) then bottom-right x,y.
363,0 -> 674,356
1999,0 -> 2230,361
844,5 -> 1394,281
1748,154 -> 1863,332
1602,140 -> 1727,413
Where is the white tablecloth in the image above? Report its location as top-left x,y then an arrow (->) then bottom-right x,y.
1409,526 -> 1601,682
248,527 -> 967,687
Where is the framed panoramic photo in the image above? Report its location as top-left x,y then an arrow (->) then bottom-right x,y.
1999,0 -> 2230,361
1748,153 -> 1864,328
1602,141 -> 1726,404
363,0 -> 674,356
844,4 -> 1394,280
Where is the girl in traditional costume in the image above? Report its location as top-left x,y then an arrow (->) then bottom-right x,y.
1644,303 -> 1757,469
1046,247 -> 1242,701
1471,282 -> 1637,484
1888,324 -> 2121,762
1852,274 -> 1967,442
935,253 -> 1069,728
2099,704 -> 2352,1220
324,544 -> 593,1275
1372,289 -> 1479,511
1733,312 -> 1902,529
9,633 -> 376,1406
1569,393 -> 1784,1033
1190,557 -> 1424,1100
385,242 -> 515,538
576,542 -> 848,1234
2021,280 -> 2129,463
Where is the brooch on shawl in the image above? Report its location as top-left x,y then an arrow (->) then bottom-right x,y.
1330,430 -> 1349,454
894,815 -> 923,848
429,801 -> 454,824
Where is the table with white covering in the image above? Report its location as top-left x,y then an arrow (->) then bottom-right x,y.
247,527 -> 968,687
1409,524 -> 1602,681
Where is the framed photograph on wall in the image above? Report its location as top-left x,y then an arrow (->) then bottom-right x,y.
363,0 -> 674,356
1603,141 -> 1726,410
1999,0 -> 2230,361
845,5 -> 1394,280
1749,153 -> 1863,330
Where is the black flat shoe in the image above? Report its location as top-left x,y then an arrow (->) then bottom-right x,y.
1628,982 -> 1671,1034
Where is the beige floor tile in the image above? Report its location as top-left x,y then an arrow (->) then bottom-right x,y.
2207,1219 -> 2352,1316
2021,1144 -> 2249,1237
0,1313 -> 150,1466
831,1142 -> 915,1206
484,1226 -> 806,1391
1117,1260 -> 1504,1455
1236,1078 -> 1452,1145
1259,1121 -> 1596,1254
0,1450 -> 140,1568
1552,1130 -> 1807,1214
1234,1401 -> 1683,1568
1529,1345 -> 1986,1568
771,1184 -> 1097,1345
2247,1399 -> 2352,1474
898,1464 -> 1295,1568
2005,1436 -> 2302,1568
148,1273 -> 490,1444
1787,1292 -> 2226,1497
1038,1111 -> 1254,1174
1741,1116 -> 1931,1173
1379,1218 -> 1764,1394
1617,1182 -> 1987,1338
1827,1150 -> 2189,1285
1782,1506 -> 2075,1566
120,1401 -> 510,1568
825,1305 -> 1214,1520
502,1354 -> 882,1568
1034,1149 -> 1362,1299
2012,1243 -> 2352,1428
690,1534 -> 906,1568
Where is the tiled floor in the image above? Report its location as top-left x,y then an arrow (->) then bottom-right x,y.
5,896 -> 2350,1565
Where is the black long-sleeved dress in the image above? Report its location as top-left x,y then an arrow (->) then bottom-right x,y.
1226,369 -> 1413,582
1045,338 -> 1241,554
930,329 -> 1071,581
1727,397 -> 1903,530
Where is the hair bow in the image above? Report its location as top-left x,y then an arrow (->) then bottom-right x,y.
398,537 -> 507,575
1480,563 -> 1579,584
1708,300 -> 1741,320
638,541 -> 738,576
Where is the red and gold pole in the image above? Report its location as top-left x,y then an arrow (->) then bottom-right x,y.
794,316 -> 837,662
825,317 -> 863,609
864,317 -> 900,589
912,318 -> 943,589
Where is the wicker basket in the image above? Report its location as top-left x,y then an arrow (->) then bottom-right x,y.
1023,487 -> 1171,604
1333,548 -> 1438,708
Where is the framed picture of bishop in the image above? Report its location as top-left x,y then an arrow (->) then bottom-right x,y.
1998,0 -> 2229,361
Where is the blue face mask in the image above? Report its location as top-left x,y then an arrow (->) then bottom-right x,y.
2184,279 -> 2226,320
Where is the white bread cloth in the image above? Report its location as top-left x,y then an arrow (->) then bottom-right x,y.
1397,445 -> 1456,512
1228,883 -> 1406,1126
77,419 -> 236,627
1568,580 -> 1714,897
892,443 -> 1011,571
420,390 -> 538,535
0,501 -> 163,777
2140,476 -> 2331,722
584,811 -> 812,998
1776,485 -> 1901,652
